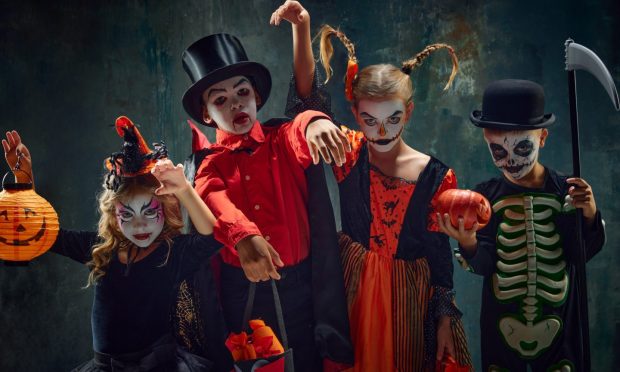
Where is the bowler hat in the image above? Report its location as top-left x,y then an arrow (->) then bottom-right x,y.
470,79 -> 555,129
182,33 -> 272,127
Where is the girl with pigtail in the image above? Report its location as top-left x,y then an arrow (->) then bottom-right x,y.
285,22 -> 472,371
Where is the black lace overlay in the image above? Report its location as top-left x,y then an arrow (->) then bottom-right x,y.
285,66 -> 334,119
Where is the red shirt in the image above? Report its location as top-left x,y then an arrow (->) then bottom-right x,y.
194,110 -> 330,267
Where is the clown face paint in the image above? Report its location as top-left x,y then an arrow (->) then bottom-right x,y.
202,75 -> 258,135
483,129 -> 542,180
355,99 -> 407,152
115,193 -> 165,248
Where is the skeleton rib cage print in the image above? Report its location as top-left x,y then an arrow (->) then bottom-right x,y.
491,193 -> 575,359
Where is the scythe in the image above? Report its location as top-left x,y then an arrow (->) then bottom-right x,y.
565,38 -> 619,372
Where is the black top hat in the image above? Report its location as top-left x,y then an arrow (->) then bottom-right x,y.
470,79 -> 555,130
181,33 -> 272,127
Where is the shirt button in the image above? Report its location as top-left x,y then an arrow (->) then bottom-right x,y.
265,235 -> 271,241
245,175 -> 251,181
254,204 -> 260,210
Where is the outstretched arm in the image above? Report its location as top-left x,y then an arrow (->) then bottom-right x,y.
2,130 -> 33,185
271,0 -> 314,97
151,159 -> 215,235
194,159 -> 284,282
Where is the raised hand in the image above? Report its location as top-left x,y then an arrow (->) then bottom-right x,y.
236,235 -> 284,282
151,159 -> 191,196
305,119 -> 351,166
2,130 -> 33,183
269,0 -> 308,26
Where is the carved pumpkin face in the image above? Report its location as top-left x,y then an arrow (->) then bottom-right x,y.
435,189 -> 491,231
0,187 -> 59,262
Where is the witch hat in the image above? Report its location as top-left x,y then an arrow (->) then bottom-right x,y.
104,116 -> 167,191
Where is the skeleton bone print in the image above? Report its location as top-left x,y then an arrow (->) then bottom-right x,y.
492,193 -> 575,360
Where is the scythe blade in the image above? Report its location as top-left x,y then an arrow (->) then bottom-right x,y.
566,39 -> 620,110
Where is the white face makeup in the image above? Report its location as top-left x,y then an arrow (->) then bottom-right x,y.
202,75 -> 258,135
355,99 -> 407,152
483,129 -> 542,180
115,192 -> 165,248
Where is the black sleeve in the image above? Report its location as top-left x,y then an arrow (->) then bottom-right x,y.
584,210 -> 605,261
284,66 -> 334,119
458,218 -> 499,277
49,229 -> 98,264
427,232 -> 454,289
427,232 -> 463,320
561,209 -> 606,263
173,233 -> 223,280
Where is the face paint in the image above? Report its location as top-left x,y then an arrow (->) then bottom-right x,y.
483,129 -> 541,180
355,99 -> 406,152
115,192 -> 165,248
202,75 -> 258,135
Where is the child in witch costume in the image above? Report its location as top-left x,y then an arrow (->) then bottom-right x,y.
438,80 -> 606,371
180,8 -> 354,372
285,21 -> 473,371
2,118 -> 229,371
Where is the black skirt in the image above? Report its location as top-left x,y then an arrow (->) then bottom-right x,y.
73,334 -> 213,372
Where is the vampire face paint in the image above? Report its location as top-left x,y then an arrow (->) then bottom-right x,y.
355,99 -> 407,152
115,192 -> 165,248
202,75 -> 258,135
483,129 -> 542,180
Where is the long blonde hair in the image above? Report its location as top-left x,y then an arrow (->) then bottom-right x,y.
87,174 -> 183,286
318,24 -> 459,104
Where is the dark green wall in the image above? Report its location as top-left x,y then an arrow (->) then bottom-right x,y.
1,1 -> 618,370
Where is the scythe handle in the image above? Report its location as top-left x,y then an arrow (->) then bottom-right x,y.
567,67 -> 592,372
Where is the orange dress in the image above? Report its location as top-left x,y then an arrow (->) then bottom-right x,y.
335,127 -> 471,372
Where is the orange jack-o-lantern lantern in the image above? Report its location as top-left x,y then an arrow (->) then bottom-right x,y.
435,189 -> 491,231
0,176 -> 59,263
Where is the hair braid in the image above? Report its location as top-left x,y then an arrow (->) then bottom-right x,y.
317,24 -> 358,83
401,43 -> 459,90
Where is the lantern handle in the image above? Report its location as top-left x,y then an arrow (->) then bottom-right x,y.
2,170 -> 33,189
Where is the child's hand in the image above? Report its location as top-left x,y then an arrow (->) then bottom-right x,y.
236,235 -> 285,282
270,0 -> 308,26
2,130 -> 33,183
306,119 -> 351,166
567,177 -> 597,220
436,315 -> 455,361
151,159 -> 191,196
436,213 -> 478,250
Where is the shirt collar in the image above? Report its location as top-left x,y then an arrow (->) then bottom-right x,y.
215,121 -> 265,149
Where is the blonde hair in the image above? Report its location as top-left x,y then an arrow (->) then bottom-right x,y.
318,24 -> 459,104
86,174 -> 183,286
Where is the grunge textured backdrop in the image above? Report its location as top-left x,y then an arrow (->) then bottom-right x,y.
1,0 -> 619,370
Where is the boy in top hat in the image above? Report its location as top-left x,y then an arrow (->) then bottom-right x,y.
179,3 -> 354,371
438,79 -> 606,371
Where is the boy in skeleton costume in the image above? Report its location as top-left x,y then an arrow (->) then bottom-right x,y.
439,79 -> 605,371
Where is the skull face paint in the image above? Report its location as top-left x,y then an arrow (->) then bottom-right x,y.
483,129 -> 542,179
115,192 -> 165,248
355,99 -> 407,152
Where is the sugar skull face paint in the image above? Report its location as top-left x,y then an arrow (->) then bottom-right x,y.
354,99 -> 408,152
202,75 -> 258,135
115,192 -> 165,248
483,129 -> 543,180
